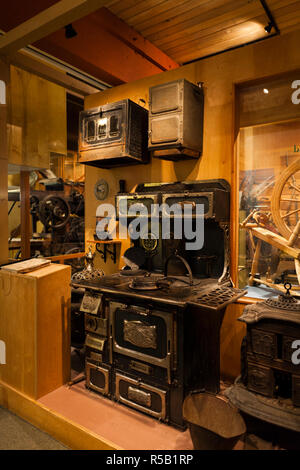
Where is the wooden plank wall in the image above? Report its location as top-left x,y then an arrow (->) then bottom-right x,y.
7,65 -> 67,170
84,28 -> 300,379
0,59 -> 9,265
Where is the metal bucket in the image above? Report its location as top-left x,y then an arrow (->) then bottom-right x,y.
183,392 -> 246,450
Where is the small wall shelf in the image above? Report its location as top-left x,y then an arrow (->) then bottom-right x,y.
87,240 -> 121,264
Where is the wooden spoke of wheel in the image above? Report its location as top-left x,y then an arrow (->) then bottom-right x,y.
281,207 -> 300,220
289,182 -> 300,194
281,197 -> 300,203
271,159 -> 300,240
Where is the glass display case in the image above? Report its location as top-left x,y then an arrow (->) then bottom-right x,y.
237,71 -> 300,297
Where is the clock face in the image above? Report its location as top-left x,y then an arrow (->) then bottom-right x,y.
94,179 -> 109,200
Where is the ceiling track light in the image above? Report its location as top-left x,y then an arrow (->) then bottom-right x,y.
65,23 -> 77,39
264,22 -> 274,34
260,0 -> 280,35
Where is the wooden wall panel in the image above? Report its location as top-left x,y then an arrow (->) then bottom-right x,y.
7,65 -> 67,170
220,303 -> 246,380
0,59 -> 9,265
84,28 -> 300,379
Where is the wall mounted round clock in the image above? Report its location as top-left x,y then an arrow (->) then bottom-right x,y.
94,179 -> 109,200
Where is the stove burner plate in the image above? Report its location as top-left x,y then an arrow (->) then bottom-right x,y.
128,274 -> 163,291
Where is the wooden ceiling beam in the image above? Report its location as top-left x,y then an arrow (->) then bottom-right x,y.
0,0 -> 112,57
33,7 -> 179,85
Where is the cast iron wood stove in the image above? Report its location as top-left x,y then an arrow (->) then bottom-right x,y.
226,283 -> 300,432
72,180 -> 245,428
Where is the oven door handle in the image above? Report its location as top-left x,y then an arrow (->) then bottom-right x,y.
125,306 -> 151,316
177,200 -> 196,209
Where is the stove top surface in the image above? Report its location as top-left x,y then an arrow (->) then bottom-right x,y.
72,270 -> 245,309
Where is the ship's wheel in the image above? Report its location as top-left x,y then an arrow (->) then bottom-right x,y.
271,159 -> 300,240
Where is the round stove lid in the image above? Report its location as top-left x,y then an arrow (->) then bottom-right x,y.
120,268 -> 147,277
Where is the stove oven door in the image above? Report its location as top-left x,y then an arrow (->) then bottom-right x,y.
116,193 -> 159,219
161,192 -> 214,218
109,302 -> 175,384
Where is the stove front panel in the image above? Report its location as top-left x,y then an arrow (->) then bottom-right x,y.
109,302 -> 175,384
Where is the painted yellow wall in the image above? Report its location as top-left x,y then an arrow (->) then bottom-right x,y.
84,28 -> 300,379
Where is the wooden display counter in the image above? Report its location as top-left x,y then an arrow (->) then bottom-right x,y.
0,263 -> 71,399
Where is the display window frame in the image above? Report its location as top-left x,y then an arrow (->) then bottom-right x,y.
232,69 -> 300,303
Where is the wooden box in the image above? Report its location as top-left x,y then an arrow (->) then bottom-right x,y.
0,263 -> 71,399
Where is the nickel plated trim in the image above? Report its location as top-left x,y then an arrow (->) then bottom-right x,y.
86,362 -> 109,395
116,194 -> 159,218
161,191 -> 214,218
115,372 -> 167,419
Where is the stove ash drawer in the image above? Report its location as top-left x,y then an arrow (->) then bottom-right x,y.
115,373 -> 167,420
86,362 -> 110,396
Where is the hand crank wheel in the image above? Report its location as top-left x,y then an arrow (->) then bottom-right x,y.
39,195 -> 70,230
271,159 -> 300,240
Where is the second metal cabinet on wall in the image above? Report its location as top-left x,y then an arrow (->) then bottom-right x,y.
148,79 -> 204,161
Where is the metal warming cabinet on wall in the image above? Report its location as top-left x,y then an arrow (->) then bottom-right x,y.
79,99 -> 149,168
148,79 -> 204,161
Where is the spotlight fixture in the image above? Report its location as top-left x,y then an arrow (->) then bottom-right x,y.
264,22 -> 274,34
65,24 -> 77,39
263,88 -> 269,94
